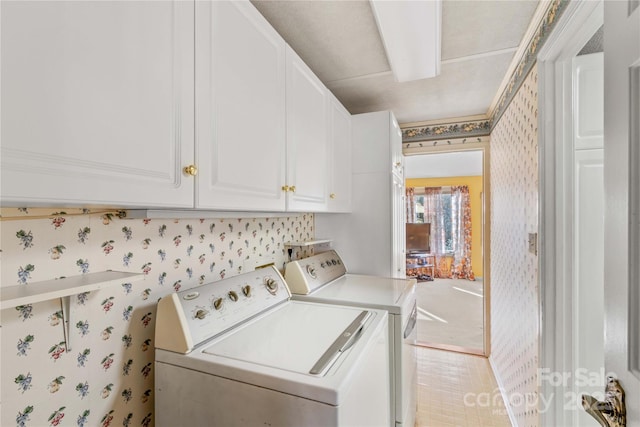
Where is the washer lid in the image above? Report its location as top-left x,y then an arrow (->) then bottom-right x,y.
203,302 -> 369,375
302,274 -> 415,314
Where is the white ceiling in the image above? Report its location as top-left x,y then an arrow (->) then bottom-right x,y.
251,0 -> 540,124
405,151 -> 483,178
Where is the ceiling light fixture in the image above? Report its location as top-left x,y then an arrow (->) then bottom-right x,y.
369,0 -> 442,82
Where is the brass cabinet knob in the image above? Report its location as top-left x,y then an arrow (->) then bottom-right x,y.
330,193 -> 336,199
282,185 -> 290,192
290,185 -> 296,193
183,165 -> 198,176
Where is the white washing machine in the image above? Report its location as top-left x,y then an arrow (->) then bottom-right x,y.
154,265 -> 390,427
285,250 -> 417,427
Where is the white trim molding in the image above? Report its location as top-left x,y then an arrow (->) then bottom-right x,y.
537,1 -> 603,426
488,356 -> 519,426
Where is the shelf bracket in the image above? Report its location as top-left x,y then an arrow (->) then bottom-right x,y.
60,296 -> 72,352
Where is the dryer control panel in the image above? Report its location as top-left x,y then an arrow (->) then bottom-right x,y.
155,266 -> 290,354
284,250 -> 347,295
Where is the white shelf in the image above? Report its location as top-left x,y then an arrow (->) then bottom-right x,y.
285,239 -> 333,247
1,270 -> 144,310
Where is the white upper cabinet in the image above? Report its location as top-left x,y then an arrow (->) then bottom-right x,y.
1,0 -> 349,213
327,92 -> 352,213
285,46 -> 330,212
353,110 -> 402,176
1,1 -> 195,207
195,0 -> 287,211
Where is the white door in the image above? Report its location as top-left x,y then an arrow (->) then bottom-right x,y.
285,46 -> 329,212
602,0 -> 640,424
572,53 -> 605,427
1,1 -> 194,207
195,0 -> 287,211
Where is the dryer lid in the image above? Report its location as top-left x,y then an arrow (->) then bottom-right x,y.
302,274 -> 415,314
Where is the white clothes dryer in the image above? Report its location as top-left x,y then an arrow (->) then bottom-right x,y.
285,250 -> 417,427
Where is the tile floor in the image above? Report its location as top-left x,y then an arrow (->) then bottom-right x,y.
416,278 -> 484,351
415,346 -> 512,426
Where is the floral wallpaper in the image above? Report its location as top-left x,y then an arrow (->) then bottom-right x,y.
490,63 -> 539,427
1,209 -> 314,427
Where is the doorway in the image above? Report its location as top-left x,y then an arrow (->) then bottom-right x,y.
405,148 -> 489,356
538,2 -> 607,425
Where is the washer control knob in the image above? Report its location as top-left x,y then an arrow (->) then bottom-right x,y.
213,298 -> 223,310
265,278 -> 278,295
306,265 -> 317,278
195,309 -> 208,320
184,292 -> 199,300
228,291 -> 238,302
242,285 -> 252,297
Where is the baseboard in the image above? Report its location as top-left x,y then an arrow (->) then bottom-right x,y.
488,355 -> 519,427
415,341 -> 484,356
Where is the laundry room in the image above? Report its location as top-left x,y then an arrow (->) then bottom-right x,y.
3,0 -> 634,426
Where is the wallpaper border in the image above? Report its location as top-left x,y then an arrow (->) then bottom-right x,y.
401,0 -> 569,145
402,119 -> 491,145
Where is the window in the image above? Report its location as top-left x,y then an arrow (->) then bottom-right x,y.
412,189 -> 454,253
415,195 -> 425,223
441,193 -> 453,252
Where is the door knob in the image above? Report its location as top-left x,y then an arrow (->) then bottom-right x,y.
183,165 -> 198,176
581,376 -> 626,427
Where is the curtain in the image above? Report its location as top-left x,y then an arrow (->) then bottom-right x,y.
423,187 -> 448,278
450,185 -> 475,280
405,187 -> 415,223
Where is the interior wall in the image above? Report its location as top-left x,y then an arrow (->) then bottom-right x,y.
406,175 -> 483,277
0,209 -> 313,427
489,63 -> 539,426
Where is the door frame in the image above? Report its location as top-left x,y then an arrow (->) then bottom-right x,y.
537,1 -> 603,425
403,142 -> 491,357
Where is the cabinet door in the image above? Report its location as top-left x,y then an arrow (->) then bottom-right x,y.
390,113 -> 405,275
1,1 -> 194,207
392,173 -> 407,279
327,94 -> 352,213
195,0 -> 286,211
285,46 -> 329,212
390,113 -> 404,179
